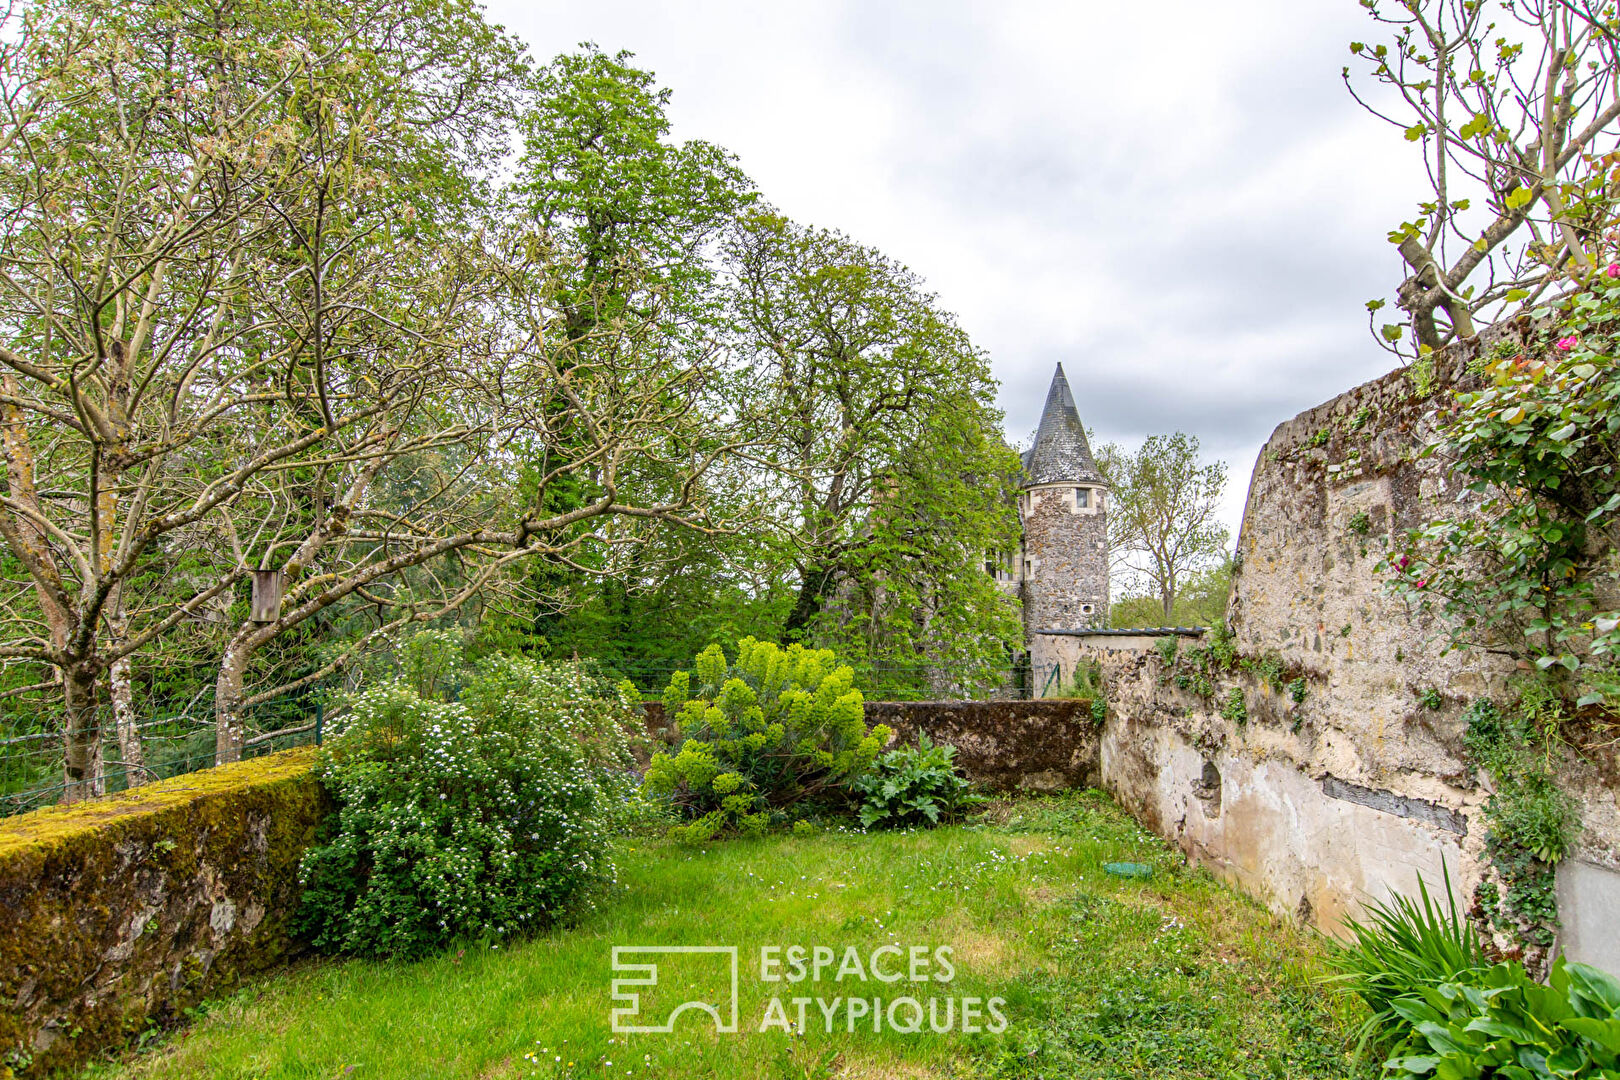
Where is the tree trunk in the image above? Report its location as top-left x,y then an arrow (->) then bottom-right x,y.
783,563 -> 836,639
61,663 -> 104,802
108,654 -> 146,788
215,635 -> 252,764
1160,584 -> 1175,625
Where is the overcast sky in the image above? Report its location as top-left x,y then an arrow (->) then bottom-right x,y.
485,0 -> 1426,537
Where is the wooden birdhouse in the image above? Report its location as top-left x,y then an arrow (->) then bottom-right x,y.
251,570 -> 284,624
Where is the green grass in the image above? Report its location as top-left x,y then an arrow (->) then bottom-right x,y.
86,792 -> 1367,1080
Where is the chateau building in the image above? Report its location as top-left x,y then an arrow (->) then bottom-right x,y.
993,364 -> 1110,683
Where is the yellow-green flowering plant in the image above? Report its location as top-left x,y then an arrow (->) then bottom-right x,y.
643,638 -> 890,840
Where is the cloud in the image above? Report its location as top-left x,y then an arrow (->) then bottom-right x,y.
490,0 -> 1430,537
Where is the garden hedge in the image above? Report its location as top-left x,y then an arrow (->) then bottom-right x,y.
0,748 -> 329,1077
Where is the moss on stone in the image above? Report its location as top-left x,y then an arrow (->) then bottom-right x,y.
0,748 -> 331,1078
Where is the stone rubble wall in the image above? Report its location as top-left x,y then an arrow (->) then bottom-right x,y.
1022,486 -> 1110,677
865,699 -> 1101,792
643,699 -> 1102,793
0,748 -> 329,1078
1064,329 -> 1619,972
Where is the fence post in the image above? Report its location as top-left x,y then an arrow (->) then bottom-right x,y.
314,701 -> 323,747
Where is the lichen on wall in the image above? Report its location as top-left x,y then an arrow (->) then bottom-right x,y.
0,747 -> 330,1077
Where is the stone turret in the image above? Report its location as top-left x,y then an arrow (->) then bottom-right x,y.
1017,364 -> 1109,677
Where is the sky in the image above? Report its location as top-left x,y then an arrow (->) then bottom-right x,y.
484,0 -> 1428,538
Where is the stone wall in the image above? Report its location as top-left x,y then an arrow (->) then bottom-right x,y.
0,748 -> 328,1077
866,699 -> 1101,792
1022,485 -> 1109,676
644,699 -> 1103,793
1069,329 -> 1620,972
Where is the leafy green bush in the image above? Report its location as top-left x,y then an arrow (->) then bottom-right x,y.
1330,867 -> 1486,1053
1381,958 -> 1620,1080
853,733 -> 983,829
297,655 -> 640,959
643,638 -> 891,840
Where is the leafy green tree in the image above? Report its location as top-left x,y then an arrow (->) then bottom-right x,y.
724,211 -> 1023,696
0,1 -> 738,796
1110,557 -> 1233,629
1097,434 -> 1230,625
516,45 -> 754,335
505,46 -> 758,660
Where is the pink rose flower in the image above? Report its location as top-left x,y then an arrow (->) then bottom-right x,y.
1396,555 -> 1409,570
1556,335 -> 1579,351
1607,263 -> 1620,278
1415,578 -> 1429,590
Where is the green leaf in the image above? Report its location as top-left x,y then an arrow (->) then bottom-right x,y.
1564,1017 -> 1620,1052
1406,123 -> 1429,141
1505,186 -> 1535,210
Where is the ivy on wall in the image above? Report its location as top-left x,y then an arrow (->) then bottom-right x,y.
1381,285 -> 1620,705
1377,277 -> 1620,957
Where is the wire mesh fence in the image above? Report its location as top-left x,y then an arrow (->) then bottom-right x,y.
0,654 -> 1039,819
0,687 -> 333,819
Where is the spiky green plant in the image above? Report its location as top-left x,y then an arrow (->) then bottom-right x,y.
1328,864 -> 1486,1055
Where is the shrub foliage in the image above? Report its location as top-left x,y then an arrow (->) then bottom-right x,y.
643,638 -> 890,839
297,654 -> 639,959
1330,867 -> 1486,1053
1381,958 -> 1620,1080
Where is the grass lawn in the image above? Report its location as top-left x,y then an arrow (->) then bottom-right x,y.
86,792 -> 1368,1080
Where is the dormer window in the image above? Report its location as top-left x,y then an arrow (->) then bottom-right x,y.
1074,487 -> 1089,508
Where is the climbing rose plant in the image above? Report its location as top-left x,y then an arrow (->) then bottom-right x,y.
643,638 -> 890,840
1382,279 -> 1620,706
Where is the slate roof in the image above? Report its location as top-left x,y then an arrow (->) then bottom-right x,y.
1020,363 -> 1104,486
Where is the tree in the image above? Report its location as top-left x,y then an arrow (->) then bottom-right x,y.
1110,556 -> 1232,629
1097,434 -> 1230,624
504,46 -> 757,659
516,45 -> 754,337
724,211 -> 1023,694
0,0 -> 737,796
1347,0 -> 1620,356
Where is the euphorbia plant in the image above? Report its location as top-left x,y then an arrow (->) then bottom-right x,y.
642,638 -> 890,840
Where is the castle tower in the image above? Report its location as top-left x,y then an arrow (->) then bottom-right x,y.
1018,364 -> 1109,676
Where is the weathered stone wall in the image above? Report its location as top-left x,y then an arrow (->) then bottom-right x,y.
1078,329 -> 1620,972
866,699 -> 1101,792
644,699 -> 1102,793
0,749 -> 329,1077
1022,485 -> 1109,676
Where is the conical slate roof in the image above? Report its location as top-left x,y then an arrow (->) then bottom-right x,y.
1020,363 -> 1104,486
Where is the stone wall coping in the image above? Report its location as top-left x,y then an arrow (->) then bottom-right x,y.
1035,627 -> 1207,637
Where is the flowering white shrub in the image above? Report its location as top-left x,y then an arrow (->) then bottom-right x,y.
297,655 -> 641,959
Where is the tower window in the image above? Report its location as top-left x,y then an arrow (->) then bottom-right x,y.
1074,487 -> 1089,508
1081,603 -> 1095,615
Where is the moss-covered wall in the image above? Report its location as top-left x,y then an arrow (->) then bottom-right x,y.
645,700 -> 1101,792
0,748 -> 329,1077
